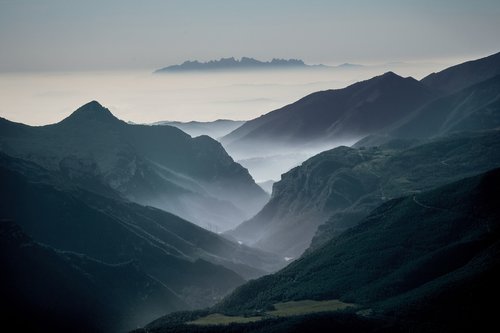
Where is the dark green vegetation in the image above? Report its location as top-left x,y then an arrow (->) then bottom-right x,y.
189,313 -> 262,325
187,300 -> 353,325
148,168 -> 499,333
222,168 -> 500,309
0,222 -> 184,333
0,101 -> 268,231
229,129 -> 500,257
0,152 -> 283,332
222,71 -> 436,155
135,312 -> 392,333
4,52 -> 500,333
142,52 -> 500,333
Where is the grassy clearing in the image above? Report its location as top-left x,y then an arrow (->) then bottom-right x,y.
188,299 -> 355,326
188,313 -> 262,325
269,299 -> 355,316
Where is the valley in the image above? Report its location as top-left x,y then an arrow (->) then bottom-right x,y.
131,51 -> 500,333
1,29 -> 499,332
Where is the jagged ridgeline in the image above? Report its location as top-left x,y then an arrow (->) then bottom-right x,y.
154,57 -> 325,73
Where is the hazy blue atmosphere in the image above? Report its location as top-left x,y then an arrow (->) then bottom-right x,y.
2,1 -> 500,332
0,64 -> 444,125
1,0 -> 500,72
1,0 -> 500,125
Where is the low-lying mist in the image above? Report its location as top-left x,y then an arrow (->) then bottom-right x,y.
0,63 -> 450,191
0,62 -> 448,126
224,139 -> 359,183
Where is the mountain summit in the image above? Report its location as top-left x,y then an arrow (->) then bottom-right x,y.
0,102 -> 268,231
221,71 -> 436,155
60,100 -> 121,125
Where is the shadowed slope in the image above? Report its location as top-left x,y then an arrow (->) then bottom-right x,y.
0,101 -> 268,231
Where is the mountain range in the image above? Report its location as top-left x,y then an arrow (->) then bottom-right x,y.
212,167 -> 500,332
137,51 -> 500,331
220,71 -> 438,182
0,101 -> 268,231
136,165 -> 500,333
0,151 -> 284,332
154,57 -> 325,73
353,51 -> 500,146
220,51 -> 500,182
1,221 -> 185,333
3,51 -> 500,333
222,72 -> 436,152
227,129 -> 500,258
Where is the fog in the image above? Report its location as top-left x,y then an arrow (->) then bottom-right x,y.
225,139 -> 360,184
0,62 -> 450,127
0,62 -> 451,185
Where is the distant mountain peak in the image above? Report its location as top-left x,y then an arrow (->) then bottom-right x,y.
61,101 -> 121,125
337,62 -> 364,68
155,57 -> 324,73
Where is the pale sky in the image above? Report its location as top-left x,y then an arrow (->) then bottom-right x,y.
1,0 -> 500,72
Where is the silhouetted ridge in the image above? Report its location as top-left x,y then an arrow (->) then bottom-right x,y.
221,70 -> 435,152
60,100 -> 121,125
421,51 -> 500,94
369,71 -> 417,85
155,57 -> 318,73
380,71 -> 399,78
0,101 -> 269,232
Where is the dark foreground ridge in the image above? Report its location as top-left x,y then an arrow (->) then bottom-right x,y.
136,167 -> 500,333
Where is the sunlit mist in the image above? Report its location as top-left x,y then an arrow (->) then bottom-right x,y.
0,62 -> 452,126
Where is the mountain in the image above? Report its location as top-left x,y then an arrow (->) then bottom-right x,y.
389,74 -> 500,139
0,101 -> 268,231
221,72 -> 436,157
0,152 -> 285,315
353,55 -> 500,147
220,168 -> 500,328
336,62 -> 364,69
138,167 -> 500,333
421,51 -> 500,94
154,57 -> 325,73
227,129 -> 500,258
153,119 -> 246,139
0,221 -> 185,333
